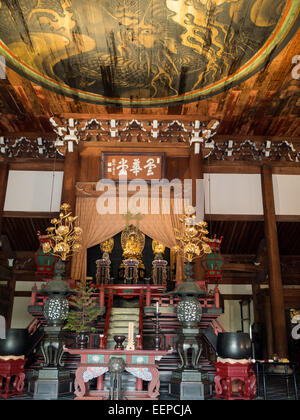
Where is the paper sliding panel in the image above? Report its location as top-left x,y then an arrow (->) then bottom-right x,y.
204,173 -> 263,215
272,175 -> 300,216
4,170 -> 63,212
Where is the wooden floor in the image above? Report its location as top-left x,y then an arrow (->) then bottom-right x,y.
3,375 -> 300,401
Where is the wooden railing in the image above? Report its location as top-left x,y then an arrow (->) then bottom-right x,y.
211,318 -> 226,334
27,318 -> 41,335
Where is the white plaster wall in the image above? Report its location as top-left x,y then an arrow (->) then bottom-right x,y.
273,174 -> 300,215
4,170 -> 63,212
208,284 -> 254,332
204,173 -> 263,215
11,297 -> 34,329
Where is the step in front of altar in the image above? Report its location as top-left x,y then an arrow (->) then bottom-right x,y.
106,307 -> 140,350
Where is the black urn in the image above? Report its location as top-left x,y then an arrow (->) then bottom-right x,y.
216,332 -> 252,359
0,328 -> 29,356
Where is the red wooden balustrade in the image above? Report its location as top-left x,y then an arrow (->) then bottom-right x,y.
30,281 -> 220,310
29,282 -> 222,352
212,319 -> 226,335
27,318 -> 41,335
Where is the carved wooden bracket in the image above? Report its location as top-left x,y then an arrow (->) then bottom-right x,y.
49,117 -> 220,148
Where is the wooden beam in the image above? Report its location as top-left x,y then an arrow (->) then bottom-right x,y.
221,294 -> 252,301
2,131 -> 300,144
3,211 -> 58,218
203,161 -> 300,175
0,132 -> 56,140
14,291 -> 31,297
205,214 -> 264,221
261,165 -> 288,357
8,160 -> 64,171
79,141 -> 190,157
223,263 -> 263,272
205,214 -> 300,222
58,113 -> 212,122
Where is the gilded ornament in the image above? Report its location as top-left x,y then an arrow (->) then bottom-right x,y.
40,203 -> 82,261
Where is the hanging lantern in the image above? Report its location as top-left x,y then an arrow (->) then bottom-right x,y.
35,232 -> 57,276
201,235 -> 224,283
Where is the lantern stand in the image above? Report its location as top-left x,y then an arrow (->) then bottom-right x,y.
168,262 -> 213,400
28,260 -> 73,399
200,235 -> 224,299
35,233 -> 58,280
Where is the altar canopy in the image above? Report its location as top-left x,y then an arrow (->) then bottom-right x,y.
71,195 -> 186,282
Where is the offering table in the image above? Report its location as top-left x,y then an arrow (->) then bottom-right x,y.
213,360 -> 256,400
64,347 -> 172,400
0,357 -> 27,399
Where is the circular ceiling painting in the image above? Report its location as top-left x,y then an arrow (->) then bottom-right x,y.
0,0 -> 299,106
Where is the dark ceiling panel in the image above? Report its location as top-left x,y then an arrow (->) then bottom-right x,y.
2,217 -> 52,252
278,222 -> 300,255
2,217 -> 300,257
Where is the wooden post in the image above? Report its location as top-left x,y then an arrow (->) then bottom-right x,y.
252,270 -> 267,327
6,273 -> 16,328
146,286 -> 151,307
0,162 -> 9,235
0,164 -> 14,328
99,285 -> 105,307
189,147 -> 205,283
252,239 -> 267,324
264,294 -> 274,359
61,145 -> 79,215
261,165 -> 288,357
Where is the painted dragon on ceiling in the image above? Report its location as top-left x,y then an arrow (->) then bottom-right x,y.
0,0 -> 299,106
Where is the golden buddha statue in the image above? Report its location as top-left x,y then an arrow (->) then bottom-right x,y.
100,238 -> 114,260
123,234 -> 142,259
152,240 -> 166,260
121,225 -> 145,270
100,238 -> 114,254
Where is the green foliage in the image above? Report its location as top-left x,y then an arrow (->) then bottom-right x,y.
63,281 -> 101,333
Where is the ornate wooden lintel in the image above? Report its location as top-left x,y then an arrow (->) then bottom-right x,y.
50,116 -> 217,146
0,135 -> 63,160
1,120 -> 300,164
208,138 -> 300,163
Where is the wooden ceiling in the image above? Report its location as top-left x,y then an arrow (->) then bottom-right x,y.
208,220 -> 300,255
2,217 -> 53,252
0,0 -> 299,137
